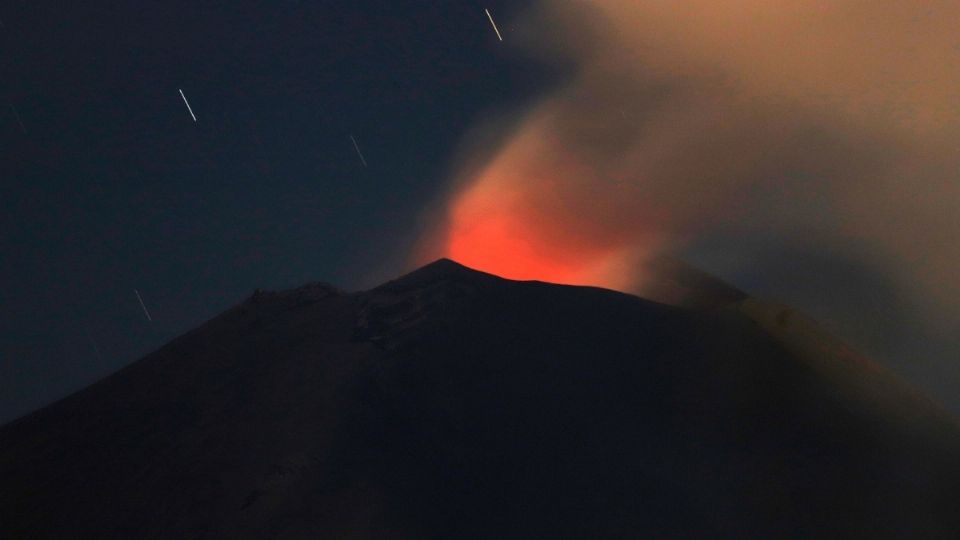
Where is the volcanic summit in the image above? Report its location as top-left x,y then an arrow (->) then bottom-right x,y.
1,259 -> 958,538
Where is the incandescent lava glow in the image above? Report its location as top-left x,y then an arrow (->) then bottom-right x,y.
446,188 -> 635,289
447,177 -> 592,285
441,118 -> 656,292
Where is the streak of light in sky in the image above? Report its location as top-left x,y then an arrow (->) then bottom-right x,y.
485,9 -> 503,41
134,289 -> 153,322
9,104 -> 26,133
179,89 -> 197,122
350,134 -> 368,167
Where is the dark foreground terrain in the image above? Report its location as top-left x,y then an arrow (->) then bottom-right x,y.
2,259 -> 959,538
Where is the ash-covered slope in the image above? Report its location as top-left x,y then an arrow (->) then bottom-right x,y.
2,259 -> 959,539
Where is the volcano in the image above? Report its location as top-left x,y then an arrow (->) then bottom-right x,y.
2,259 -> 958,538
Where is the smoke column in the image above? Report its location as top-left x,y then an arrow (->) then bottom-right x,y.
416,1 -> 960,406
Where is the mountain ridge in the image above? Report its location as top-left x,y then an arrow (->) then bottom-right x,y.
2,258 -> 958,538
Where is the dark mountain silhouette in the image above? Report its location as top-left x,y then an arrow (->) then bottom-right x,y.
2,258 -> 959,538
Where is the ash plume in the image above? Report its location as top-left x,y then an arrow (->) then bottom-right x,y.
418,1 -> 960,405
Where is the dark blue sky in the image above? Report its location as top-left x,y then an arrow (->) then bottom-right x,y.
1,0 -> 551,423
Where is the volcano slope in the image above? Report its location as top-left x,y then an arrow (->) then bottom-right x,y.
1,258 -> 958,539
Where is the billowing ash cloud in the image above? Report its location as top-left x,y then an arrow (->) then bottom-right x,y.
416,1 -> 960,402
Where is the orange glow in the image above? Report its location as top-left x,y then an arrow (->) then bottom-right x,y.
442,146 -> 648,290
445,163 -> 587,283
448,199 -> 594,285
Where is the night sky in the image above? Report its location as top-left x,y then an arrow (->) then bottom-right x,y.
1,0 -> 546,423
